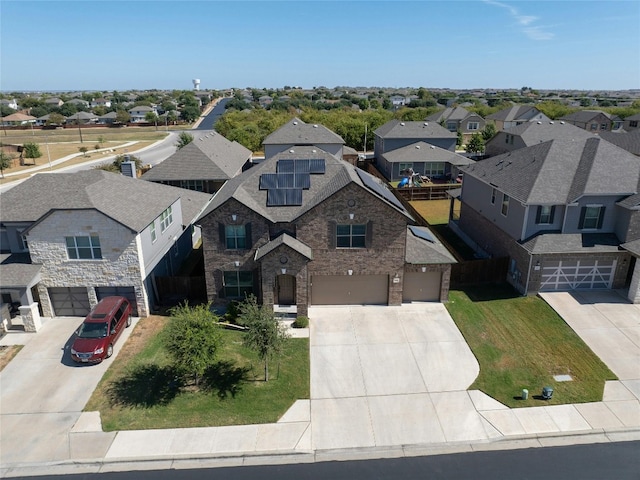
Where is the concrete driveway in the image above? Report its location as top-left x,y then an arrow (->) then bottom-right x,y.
308,303 -> 495,449
0,316 -> 136,465
539,291 -> 640,395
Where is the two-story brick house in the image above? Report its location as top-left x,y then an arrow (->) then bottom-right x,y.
0,171 -> 211,326
450,133 -> 640,300
197,146 -> 456,316
559,110 -> 623,132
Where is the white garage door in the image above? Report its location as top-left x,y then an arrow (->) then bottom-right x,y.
48,287 -> 91,316
539,259 -> 616,291
311,275 -> 388,305
403,271 -> 441,302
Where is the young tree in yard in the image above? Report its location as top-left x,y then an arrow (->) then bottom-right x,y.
239,295 -> 290,382
0,150 -> 14,177
79,146 -> 89,157
22,142 -> 42,165
115,109 -> 130,124
94,153 -> 142,173
175,132 -> 194,149
180,105 -> 200,123
47,112 -> 65,126
466,132 -> 485,154
145,111 -> 158,130
456,130 -> 464,147
163,302 -> 222,387
481,123 -> 496,142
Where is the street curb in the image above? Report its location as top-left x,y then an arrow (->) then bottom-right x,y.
2,427 -> 639,478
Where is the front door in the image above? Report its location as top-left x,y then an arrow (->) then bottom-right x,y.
277,274 -> 296,305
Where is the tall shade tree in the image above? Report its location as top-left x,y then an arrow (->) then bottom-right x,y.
239,295 -> 289,382
163,302 -> 222,387
22,142 -> 42,165
175,132 -> 194,149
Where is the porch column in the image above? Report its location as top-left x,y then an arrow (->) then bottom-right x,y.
628,260 -> 640,304
20,303 -> 42,332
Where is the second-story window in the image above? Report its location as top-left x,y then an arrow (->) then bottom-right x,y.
579,206 -> 604,229
66,235 -> 102,260
536,206 -> 555,225
501,194 -> 510,216
491,188 -> 497,204
226,225 -> 247,249
467,122 -> 479,130
150,221 -> 157,243
160,206 -> 173,232
337,224 -> 366,248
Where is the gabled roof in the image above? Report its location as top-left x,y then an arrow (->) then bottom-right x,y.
598,130 -> 640,156
382,141 -> 474,166
405,226 -> 457,264
197,146 -> 412,224
374,120 -> 456,139
141,130 -> 251,182
424,106 -> 475,123
463,135 -> 640,205
0,253 -> 42,288
496,120 -> 594,146
254,233 -> 313,261
0,170 -> 212,232
625,113 -> 640,121
559,110 -> 615,123
262,117 -> 345,146
128,105 -> 154,112
487,105 -> 540,122
66,111 -> 98,120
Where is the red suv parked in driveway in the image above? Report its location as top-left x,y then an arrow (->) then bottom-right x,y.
71,296 -> 132,363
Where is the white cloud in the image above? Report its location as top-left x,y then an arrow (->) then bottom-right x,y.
483,0 -> 554,40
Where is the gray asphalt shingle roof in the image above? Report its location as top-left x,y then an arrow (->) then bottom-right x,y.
425,106 -> 474,123
463,135 -> 640,205
262,117 -> 345,146
197,146 -> 412,224
598,130 -> 640,156
382,141 -> 475,166
405,227 -> 457,264
487,105 -> 540,122
559,110 -> 616,123
0,170 -> 212,232
0,253 -> 42,288
374,120 -> 456,139
254,233 -> 313,261
621,238 -> 640,256
521,232 -> 621,254
141,130 -> 251,182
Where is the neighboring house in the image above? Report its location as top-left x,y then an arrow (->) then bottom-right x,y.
258,96 -> 273,108
485,120 -> 594,157
374,120 -> 457,160
377,141 -> 474,182
91,98 -> 111,108
425,106 -> 486,141
1,113 -> 36,126
450,134 -> 640,301
1,98 -> 18,110
623,113 -> 640,131
67,98 -> 90,108
0,170 -> 212,325
98,111 -> 118,125
389,95 -> 407,107
486,105 -> 550,131
141,130 -> 252,194
66,111 -> 99,125
262,117 -> 345,160
559,110 -> 623,132
197,146 -> 456,316
597,129 -> 640,157
128,105 -> 157,123
44,98 -> 64,107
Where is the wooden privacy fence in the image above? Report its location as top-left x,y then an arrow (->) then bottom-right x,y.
393,185 -> 455,201
450,257 -> 509,287
155,276 -> 207,303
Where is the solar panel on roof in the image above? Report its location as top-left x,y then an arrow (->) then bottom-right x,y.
267,189 -> 286,206
408,225 -> 436,243
309,158 -> 325,174
277,159 -> 295,173
259,173 -> 278,190
267,188 -> 303,206
356,169 -> 405,211
277,173 -> 295,189
285,189 -> 303,205
294,159 -> 310,173
295,173 -> 310,189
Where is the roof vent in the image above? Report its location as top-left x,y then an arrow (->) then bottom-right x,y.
430,145 -> 435,149
312,149 -> 317,153
560,121 -> 565,124
424,122 -> 429,126
537,121 -> 542,124
415,145 -> 421,149
313,124 -> 318,128
289,149 -> 295,153
293,121 -> 298,125
549,121 -> 554,124
400,122 -> 405,126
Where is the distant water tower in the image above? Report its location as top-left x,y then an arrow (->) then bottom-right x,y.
192,78 -> 201,91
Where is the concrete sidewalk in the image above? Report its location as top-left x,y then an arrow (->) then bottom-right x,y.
1,301 -> 639,478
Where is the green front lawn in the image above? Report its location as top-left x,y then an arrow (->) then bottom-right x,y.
446,285 -> 617,407
85,317 -> 309,431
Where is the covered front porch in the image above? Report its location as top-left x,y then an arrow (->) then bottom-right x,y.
0,253 -> 43,332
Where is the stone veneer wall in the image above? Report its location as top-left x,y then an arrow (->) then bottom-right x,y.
27,210 -> 149,317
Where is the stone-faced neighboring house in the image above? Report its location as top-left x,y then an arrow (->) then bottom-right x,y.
486,105 -> 550,131
141,130 -> 252,194
374,120 -> 457,161
262,117 -> 345,160
197,146 -> 456,316
485,120 -> 594,157
450,134 -> 640,301
623,113 -> 640,131
559,110 -> 623,132
425,106 -> 486,142
0,170 -> 211,326
377,141 -> 474,182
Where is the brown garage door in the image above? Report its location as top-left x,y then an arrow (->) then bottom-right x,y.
48,287 -> 91,317
96,286 -> 138,316
311,275 -> 388,305
402,271 -> 441,302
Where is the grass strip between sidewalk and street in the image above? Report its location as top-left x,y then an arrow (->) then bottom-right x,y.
85,315 -> 310,431
446,285 -> 617,408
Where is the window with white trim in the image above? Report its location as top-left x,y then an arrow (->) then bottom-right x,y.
501,194 -> 510,216
446,122 -> 457,132
424,162 -> 445,176
160,206 -> 173,232
398,162 -> 414,173
491,188 -> 497,204
336,224 -> 366,248
536,205 -> 554,224
150,221 -> 157,243
467,122 -> 479,130
65,235 -> 102,260
580,205 -> 604,229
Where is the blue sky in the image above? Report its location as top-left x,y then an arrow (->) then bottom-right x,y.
1,0 -> 638,92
